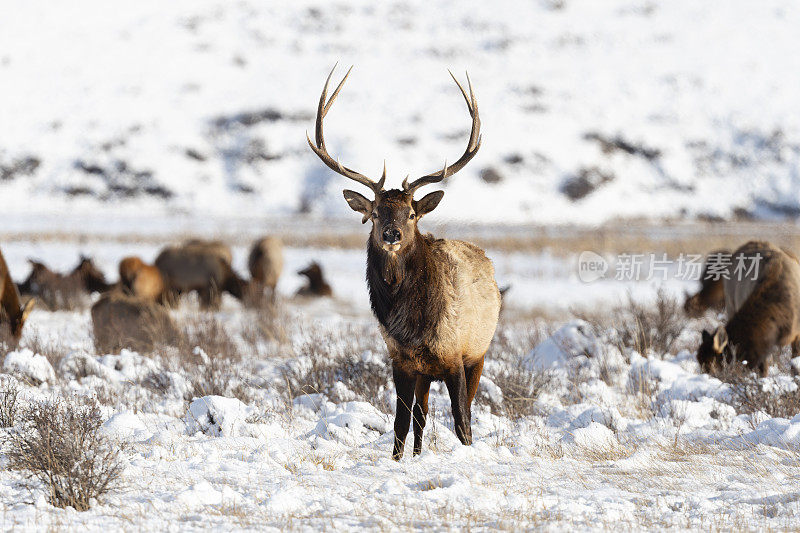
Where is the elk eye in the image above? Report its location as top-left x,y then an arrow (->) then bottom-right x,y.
372,212 -> 378,219
409,212 -> 415,220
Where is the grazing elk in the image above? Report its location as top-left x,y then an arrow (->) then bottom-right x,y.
697,241 -> 800,377
17,256 -> 109,310
155,241 -> 246,309
119,256 -> 166,303
307,66 -> 501,459
295,261 -> 332,297
248,236 -> 283,302
0,248 -> 35,345
92,291 -> 178,353
683,250 -> 729,318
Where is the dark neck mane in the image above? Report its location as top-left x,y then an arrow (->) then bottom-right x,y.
366,231 -> 444,349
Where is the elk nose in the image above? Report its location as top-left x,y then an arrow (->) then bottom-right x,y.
382,228 -> 402,244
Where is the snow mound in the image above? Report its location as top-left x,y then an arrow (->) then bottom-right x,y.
175,481 -> 243,507
185,396 -> 256,437
310,401 -> 391,446
523,320 -> 601,371
563,422 -> 617,448
102,412 -> 152,442
3,349 -> 55,385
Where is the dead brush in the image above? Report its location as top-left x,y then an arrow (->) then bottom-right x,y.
626,367 -> 659,419
7,396 -> 126,511
176,315 -> 251,402
0,377 -> 21,427
280,328 -> 392,412
577,288 -> 686,358
480,364 -> 554,420
715,362 -> 800,419
22,331 -> 71,369
239,299 -> 290,348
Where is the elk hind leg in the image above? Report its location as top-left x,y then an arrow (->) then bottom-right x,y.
412,376 -> 432,456
445,363 -> 472,446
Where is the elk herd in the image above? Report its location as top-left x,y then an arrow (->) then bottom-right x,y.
1,65 -> 799,460
0,237 -> 336,352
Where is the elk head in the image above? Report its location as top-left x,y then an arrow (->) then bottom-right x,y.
306,65 -> 481,254
697,327 -> 730,373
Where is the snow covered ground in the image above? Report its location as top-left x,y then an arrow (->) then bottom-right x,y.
1,241 -> 800,530
2,0 -> 800,225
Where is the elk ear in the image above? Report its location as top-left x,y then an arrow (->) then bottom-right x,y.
20,298 -> 35,323
414,191 -> 444,218
343,190 -> 373,223
712,327 -> 728,353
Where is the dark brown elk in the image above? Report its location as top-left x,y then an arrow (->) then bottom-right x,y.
72,255 -> 112,293
119,256 -> 166,303
92,291 -> 178,353
683,250 -> 729,318
307,66 -> 501,459
295,262 -> 332,297
0,247 -> 35,345
155,241 -> 246,309
248,237 -> 283,301
697,241 -> 800,377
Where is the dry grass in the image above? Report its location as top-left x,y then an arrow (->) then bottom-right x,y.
7,396 -> 126,511
577,288 -> 686,358
716,364 -> 800,419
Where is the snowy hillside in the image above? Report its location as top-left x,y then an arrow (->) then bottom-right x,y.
2,0 -> 800,226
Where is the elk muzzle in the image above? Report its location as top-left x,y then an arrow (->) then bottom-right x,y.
381,228 -> 402,251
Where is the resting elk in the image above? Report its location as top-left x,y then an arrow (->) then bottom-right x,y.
0,247 -> 35,345
697,241 -> 800,377
307,66 -> 501,459
295,262 -> 332,297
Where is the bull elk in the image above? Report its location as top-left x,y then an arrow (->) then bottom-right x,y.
0,247 -> 35,345
697,241 -> 800,377
307,66 -> 501,459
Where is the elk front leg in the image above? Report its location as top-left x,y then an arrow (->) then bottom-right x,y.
392,366 -> 416,460
445,363 -> 472,446
413,376 -> 432,456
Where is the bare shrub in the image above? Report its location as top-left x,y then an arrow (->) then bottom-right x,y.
719,365 -> 800,419
626,367 -> 659,419
22,332 -> 71,368
577,288 -> 686,358
281,329 -> 392,412
481,364 -> 553,420
240,301 -> 290,348
7,397 -> 126,511
177,315 -> 250,402
0,377 -> 20,427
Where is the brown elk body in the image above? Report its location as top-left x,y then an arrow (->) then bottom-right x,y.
248,237 -> 283,301
119,256 -> 166,302
683,249 -> 729,318
697,241 -> 800,377
17,256 -> 108,310
91,291 -> 178,353
155,241 -> 246,309
295,262 -> 332,297
0,248 -> 35,344
307,66 -> 500,459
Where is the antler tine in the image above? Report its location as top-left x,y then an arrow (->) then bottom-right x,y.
403,71 -> 482,195
306,64 -> 385,195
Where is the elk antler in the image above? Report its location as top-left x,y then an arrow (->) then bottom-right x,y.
306,64 -> 386,196
402,71 -> 482,195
